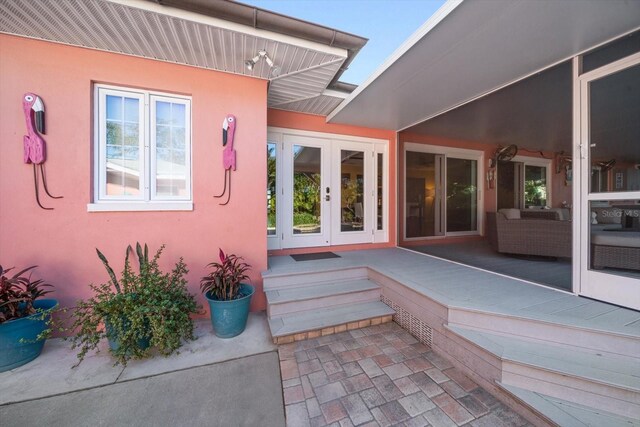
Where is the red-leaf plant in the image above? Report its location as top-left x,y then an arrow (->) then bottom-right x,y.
0,265 -> 52,324
200,249 -> 251,301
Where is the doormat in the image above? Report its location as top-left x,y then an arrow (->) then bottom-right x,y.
291,252 -> 341,262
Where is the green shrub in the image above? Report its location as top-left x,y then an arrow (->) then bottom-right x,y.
68,243 -> 200,366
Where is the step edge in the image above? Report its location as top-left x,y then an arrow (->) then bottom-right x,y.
266,281 -> 380,305
447,325 -> 640,393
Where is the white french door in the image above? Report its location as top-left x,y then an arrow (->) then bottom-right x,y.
578,53 -> 640,310
330,141 -> 374,246
282,134 -> 331,248
271,129 -> 388,250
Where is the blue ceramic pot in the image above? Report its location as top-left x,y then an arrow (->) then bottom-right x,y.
105,317 -> 151,353
0,299 -> 58,372
205,284 -> 254,338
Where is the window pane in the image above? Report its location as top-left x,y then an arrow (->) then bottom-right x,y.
267,143 -> 277,236
155,100 -> 188,197
589,64 -> 640,193
106,95 -> 122,120
156,102 -> 171,125
124,98 -> 139,123
589,199 -> 640,280
105,95 -> 140,196
341,150 -> 365,232
293,145 -> 321,234
406,152 -> 436,238
524,165 -> 547,208
377,153 -> 383,231
446,158 -> 477,232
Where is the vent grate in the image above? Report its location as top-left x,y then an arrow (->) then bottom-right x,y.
381,295 -> 433,348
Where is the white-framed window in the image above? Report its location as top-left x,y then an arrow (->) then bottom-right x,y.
88,84 -> 192,212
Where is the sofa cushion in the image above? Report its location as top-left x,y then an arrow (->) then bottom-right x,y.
592,231 -> 640,248
499,208 -> 521,220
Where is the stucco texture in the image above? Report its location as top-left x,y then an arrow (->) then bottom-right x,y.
0,35 -> 268,312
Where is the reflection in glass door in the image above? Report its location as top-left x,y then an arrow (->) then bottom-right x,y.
446,158 -> 477,233
331,142 -> 373,245
580,57 -> 640,310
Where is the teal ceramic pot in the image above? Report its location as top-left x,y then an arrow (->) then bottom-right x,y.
105,317 -> 151,353
0,299 -> 58,372
205,284 -> 254,338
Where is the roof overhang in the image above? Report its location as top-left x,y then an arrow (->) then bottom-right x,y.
327,0 -> 640,130
0,0 -> 366,116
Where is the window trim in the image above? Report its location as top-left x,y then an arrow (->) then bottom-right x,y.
90,84 -> 193,212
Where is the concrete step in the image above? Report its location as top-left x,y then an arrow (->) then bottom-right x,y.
448,306 -> 640,359
447,325 -> 640,420
263,267 -> 368,290
497,383 -> 640,427
268,301 -> 395,338
266,279 -> 381,317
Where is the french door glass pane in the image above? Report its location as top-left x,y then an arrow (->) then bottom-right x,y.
446,158 -> 477,232
340,150 -> 365,232
406,152 -> 436,238
155,100 -> 187,197
106,95 -> 140,196
589,64 -> 640,193
267,143 -> 277,236
524,165 -> 547,207
293,145 -> 321,234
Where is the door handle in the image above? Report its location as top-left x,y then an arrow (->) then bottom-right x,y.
325,195 -> 331,201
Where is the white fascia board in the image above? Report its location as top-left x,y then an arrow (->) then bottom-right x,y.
105,0 -> 348,58
326,0 -> 464,123
322,89 -> 349,99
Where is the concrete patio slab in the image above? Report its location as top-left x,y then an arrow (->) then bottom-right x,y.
0,352 -> 285,427
0,312 -> 276,405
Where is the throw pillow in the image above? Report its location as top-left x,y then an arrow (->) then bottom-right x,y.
499,208 -> 521,220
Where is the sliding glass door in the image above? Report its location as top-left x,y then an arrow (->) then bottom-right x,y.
404,144 -> 482,240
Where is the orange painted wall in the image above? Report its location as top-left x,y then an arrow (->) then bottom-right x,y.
398,132 -> 570,245
267,109 -> 398,254
0,35 -> 269,313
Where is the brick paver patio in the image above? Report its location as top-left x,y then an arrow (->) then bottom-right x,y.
278,321 -> 531,427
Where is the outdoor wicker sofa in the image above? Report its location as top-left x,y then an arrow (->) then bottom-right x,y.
591,231 -> 640,271
489,210 -> 572,258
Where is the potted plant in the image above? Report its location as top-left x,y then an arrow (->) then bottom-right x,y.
200,249 -> 254,338
68,243 -> 200,366
0,264 -> 57,372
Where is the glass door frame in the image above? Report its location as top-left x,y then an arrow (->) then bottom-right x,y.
576,52 -> 640,309
282,134 -> 331,249
268,127 -> 389,250
330,140 -> 374,246
403,143 -> 484,240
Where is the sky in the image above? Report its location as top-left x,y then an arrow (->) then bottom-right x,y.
240,0 -> 447,85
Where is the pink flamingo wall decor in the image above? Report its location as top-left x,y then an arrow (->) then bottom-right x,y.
22,93 -> 63,210
213,114 -> 237,205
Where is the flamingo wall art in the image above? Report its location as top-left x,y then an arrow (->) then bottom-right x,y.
213,114 -> 237,205
22,93 -> 63,210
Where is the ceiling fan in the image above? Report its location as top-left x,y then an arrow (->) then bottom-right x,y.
595,159 -> 616,171
489,144 -> 518,168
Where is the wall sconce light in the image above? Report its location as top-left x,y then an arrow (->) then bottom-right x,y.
245,50 -> 281,77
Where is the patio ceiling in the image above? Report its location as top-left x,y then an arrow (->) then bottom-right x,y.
327,0 -> 640,130
0,0 -> 366,116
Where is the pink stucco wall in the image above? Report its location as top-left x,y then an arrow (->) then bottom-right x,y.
0,35 -> 269,313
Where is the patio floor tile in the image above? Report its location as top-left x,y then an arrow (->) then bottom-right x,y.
316,381 -> 348,404
278,322 -> 529,427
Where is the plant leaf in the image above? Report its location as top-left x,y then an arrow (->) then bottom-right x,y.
96,248 -> 120,294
